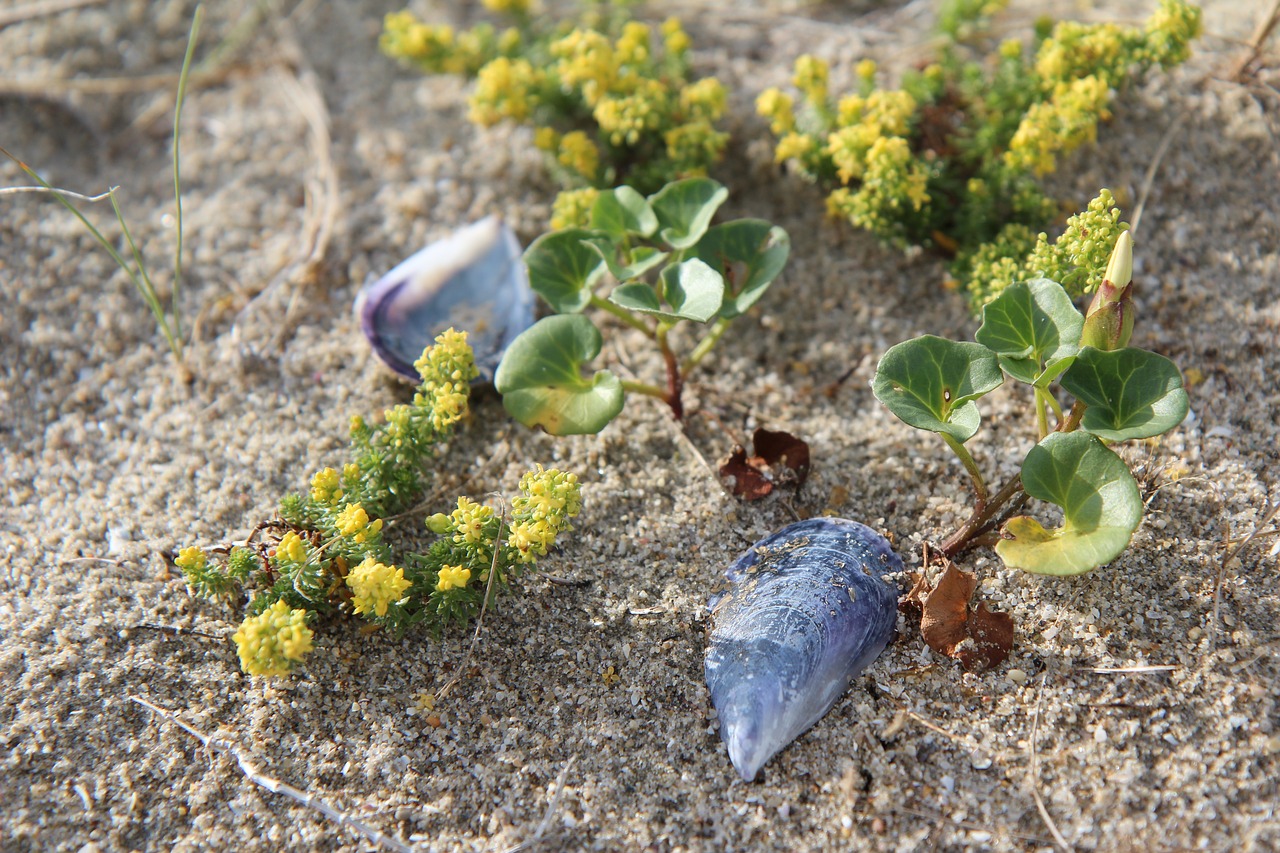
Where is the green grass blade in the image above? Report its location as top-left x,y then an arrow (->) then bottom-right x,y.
171,3 -> 203,344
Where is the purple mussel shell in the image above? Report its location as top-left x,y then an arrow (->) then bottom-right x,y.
356,215 -> 535,382
705,517 -> 901,781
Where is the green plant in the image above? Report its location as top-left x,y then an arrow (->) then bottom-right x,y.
1,5 -> 204,381
380,0 -> 729,226
493,177 -> 790,435
758,0 -> 1201,309
178,329 -> 582,676
872,223 -> 1188,579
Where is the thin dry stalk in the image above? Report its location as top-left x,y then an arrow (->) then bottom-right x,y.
1076,665 -> 1177,674
500,755 -> 579,853
0,185 -> 115,201
1228,0 -> 1280,81
1028,682 -> 1073,853
0,0 -> 103,27
437,501 -> 507,702
129,696 -> 412,853
1210,498 -> 1280,650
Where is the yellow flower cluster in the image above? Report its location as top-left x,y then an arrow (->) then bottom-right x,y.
507,466 -> 582,564
450,496 -> 495,547
436,564 -> 472,592
346,556 -> 412,617
756,88 -> 795,135
275,531 -> 309,566
233,601 -> 314,677
793,54 -> 829,103
557,130 -> 599,180
550,187 -> 599,231
1005,76 -> 1111,176
175,546 -> 207,574
413,327 -> 479,434
310,467 -> 343,505
381,13 -> 488,76
335,503 -> 384,546
469,57 -> 543,126
481,0 -> 530,13
594,78 -> 668,146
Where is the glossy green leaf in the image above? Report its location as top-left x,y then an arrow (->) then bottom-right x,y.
523,229 -> 606,313
609,258 -> 724,323
581,236 -> 667,282
975,278 -> 1082,386
686,219 -> 791,319
1060,347 -> 1190,441
590,186 -> 657,239
494,315 -> 624,435
648,178 -> 728,249
996,431 -> 1142,576
872,336 -> 1004,442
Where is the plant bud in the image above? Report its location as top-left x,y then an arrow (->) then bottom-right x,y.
1081,231 -> 1134,350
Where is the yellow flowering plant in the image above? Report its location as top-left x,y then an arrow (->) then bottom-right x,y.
177,330 -> 583,675
381,1 -> 729,222
759,0 -> 1201,310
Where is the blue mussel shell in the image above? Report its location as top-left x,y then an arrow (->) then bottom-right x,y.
705,517 -> 901,781
356,216 -> 535,382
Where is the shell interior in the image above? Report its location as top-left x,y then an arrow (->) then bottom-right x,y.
705,517 -> 901,781
356,215 -> 535,382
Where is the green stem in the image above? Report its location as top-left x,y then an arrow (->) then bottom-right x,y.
1042,386 -> 1064,421
589,294 -> 653,335
940,432 -> 988,507
681,316 -> 731,374
171,4 -> 202,345
1034,387 -> 1051,440
620,380 -> 668,398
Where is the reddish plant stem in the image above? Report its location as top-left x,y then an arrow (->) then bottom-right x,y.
939,474 -> 1025,559
657,328 -> 684,420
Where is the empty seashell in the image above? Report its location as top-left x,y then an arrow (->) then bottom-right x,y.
705,517 -> 901,781
356,215 -> 535,381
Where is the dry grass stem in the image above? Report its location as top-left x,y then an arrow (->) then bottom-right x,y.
1029,682 -> 1073,852
129,696 -> 412,853
1210,498 -> 1280,651
500,755 -> 578,853
0,185 -> 116,201
0,0 -> 103,27
437,500 -> 507,702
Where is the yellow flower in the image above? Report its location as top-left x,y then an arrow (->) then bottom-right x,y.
534,126 -> 560,152
552,29 -> 616,106
557,131 -> 600,179
615,21 -> 651,66
661,17 -> 690,56
468,57 -> 542,126
310,467 -> 343,504
413,328 -> 478,432
756,88 -> 795,134
436,565 -> 472,592
855,59 -> 877,83
175,546 -> 208,573
335,503 -> 384,545
450,497 -> 494,546
774,132 -> 816,164
508,519 -> 553,563
793,54 -> 829,103
550,188 -> 599,230
482,0 -> 531,13
233,601 -> 314,677
347,556 -> 412,618
275,531 -> 308,566
679,78 -> 727,122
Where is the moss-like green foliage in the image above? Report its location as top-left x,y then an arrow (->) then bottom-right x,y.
759,0 -> 1201,309
382,1 -> 729,223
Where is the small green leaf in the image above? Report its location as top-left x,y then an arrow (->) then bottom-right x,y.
686,220 -> 791,319
975,278 -> 1082,386
590,186 -> 657,239
523,229 -> 607,313
581,237 -> 668,281
996,431 -> 1142,576
872,336 -> 1004,442
494,315 -> 624,435
1060,347 -> 1190,441
609,259 -> 724,323
648,178 -> 729,249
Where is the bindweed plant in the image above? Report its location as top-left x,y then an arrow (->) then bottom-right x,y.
380,0 -> 728,228
873,217 -> 1188,579
493,177 -> 790,434
178,329 -> 582,676
758,0 -> 1201,310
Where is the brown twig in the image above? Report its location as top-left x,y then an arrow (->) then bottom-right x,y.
1028,679 -> 1073,853
1227,0 -> 1280,82
1209,498 -> 1280,651
0,0 -> 103,27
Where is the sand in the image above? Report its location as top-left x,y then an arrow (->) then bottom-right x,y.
2,0 -> 1278,850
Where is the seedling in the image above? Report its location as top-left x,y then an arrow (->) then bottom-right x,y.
494,177 -> 790,434
874,222 -> 1187,582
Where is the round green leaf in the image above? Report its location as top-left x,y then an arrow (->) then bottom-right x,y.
494,315 -> 624,435
590,186 -> 657,239
872,336 -> 1004,442
996,431 -> 1142,576
581,237 -> 668,282
975,278 -> 1082,386
648,178 -> 728,250
686,219 -> 791,319
609,258 -> 724,323
1060,347 -> 1190,441
523,229 -> 607,313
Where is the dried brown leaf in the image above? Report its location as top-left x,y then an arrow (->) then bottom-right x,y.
913,563 -> 1013,672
